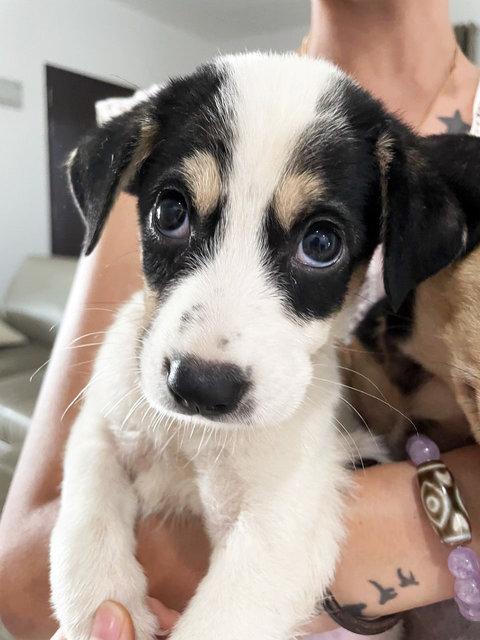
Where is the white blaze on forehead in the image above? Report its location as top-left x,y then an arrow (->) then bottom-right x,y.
218,53 -> 343,239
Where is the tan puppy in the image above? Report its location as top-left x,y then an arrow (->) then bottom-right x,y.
341,245 -> 480,456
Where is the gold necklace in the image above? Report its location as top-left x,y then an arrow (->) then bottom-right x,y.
298,34 -> 310,57
298,33 -> 459,132
416,43 -> 458,132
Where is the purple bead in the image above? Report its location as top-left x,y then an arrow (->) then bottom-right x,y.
454,574 -> 480,605
455,597 -> 480,622
449,547 -> 480,579
406,434 -> 440,466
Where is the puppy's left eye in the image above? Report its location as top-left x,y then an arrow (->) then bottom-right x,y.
153,190 -> 190,239
296,222 -> 342,267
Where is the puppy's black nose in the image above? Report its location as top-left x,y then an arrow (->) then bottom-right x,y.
166,357 -> 248,417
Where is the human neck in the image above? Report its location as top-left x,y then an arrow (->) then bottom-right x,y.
308,0 -> 457,127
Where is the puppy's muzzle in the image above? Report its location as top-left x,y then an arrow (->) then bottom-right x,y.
166,357 -> 249,418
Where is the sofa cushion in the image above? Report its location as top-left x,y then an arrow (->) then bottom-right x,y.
0,318 -> 27,348
2,255 -> 77,345
0,369 -> 45,523
0,342 -> 50,380
0,370 -> 44,438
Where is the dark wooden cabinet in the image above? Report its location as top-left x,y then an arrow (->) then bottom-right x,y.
46,65 -> 133,256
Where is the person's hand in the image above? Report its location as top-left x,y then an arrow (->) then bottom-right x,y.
50,598 -> 180,640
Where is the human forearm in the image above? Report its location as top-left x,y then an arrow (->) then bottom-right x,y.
0,194 -> 142,638
0,500 -> 59,639
327,445 -> 480,619
0,503 -> 207,639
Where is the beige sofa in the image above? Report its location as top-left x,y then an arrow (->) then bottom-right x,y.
0,255 -> 77,514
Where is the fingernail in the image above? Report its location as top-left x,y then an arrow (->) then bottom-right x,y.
90,602 -> 123,640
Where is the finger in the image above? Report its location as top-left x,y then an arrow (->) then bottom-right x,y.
147,597 -> 180,634
90,601 -> 135,640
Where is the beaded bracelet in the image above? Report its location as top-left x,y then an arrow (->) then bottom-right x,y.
406,434 -> 480,622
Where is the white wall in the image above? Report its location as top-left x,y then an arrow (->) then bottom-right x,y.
217,24 -> 308,56
450,0 -> 480,63
0,0 -> 217,300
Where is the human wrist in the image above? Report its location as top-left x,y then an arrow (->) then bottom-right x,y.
329,460 -> 454,618
329,446 -> 480,621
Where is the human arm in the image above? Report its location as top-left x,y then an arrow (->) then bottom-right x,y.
64,446 -> 480,637
0,193 -> 141,638
148,445 -> 480,636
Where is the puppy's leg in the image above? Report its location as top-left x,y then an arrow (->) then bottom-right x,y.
169,459 -> 348,640
50,406 -> 157,640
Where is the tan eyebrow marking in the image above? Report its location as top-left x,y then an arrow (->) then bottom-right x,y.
182,150 -> 222,217
119,121 -> 159,192
273,171 -> 326,230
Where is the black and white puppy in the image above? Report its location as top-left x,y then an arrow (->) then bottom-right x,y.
50,53 -> 476,640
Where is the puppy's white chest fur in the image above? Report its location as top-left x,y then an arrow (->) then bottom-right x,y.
97,292 -> 344,539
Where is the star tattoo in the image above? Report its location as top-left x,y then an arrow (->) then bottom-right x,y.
438,109 -> 471,134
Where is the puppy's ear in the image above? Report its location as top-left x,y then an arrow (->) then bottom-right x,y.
381,131 -> 480,311
67,102 -> 158,255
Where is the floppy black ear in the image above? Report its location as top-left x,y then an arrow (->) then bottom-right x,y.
381,131 -> 480,311
67,101 -> 158,255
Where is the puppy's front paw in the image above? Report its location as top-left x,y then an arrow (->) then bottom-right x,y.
51,545 -> 158,640
58,601 -> 157,640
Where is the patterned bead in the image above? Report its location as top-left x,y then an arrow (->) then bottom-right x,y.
407,433 -> 480,623
449,547 -> 480,579
416,460 -> 472,546
406,434 -> 440,466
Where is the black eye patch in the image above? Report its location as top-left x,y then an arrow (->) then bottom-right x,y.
263,212 -> 353,320
139,182 -> 224,298
263,185 -> 380,321
132,66 -> 234,298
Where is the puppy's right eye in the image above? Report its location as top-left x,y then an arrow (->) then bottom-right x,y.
152,189 -> 190,239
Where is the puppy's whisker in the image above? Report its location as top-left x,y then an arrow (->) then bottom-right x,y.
69,331 -> 110,345
329,417 -> 359,471
30,359 -> 51,381
61,372 -> 104,420
214,430 -> 229,464
103,385 -> 141,417
330,413 -> 365,471
314,361 -> 388,401
311,375 -> 417,432
303,390 -> 363,468
190,425 -> 212,461
63,342 -> 106,351
309,377 -> 379,452
120,395 -> 147,429
157,426 -> 181,457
